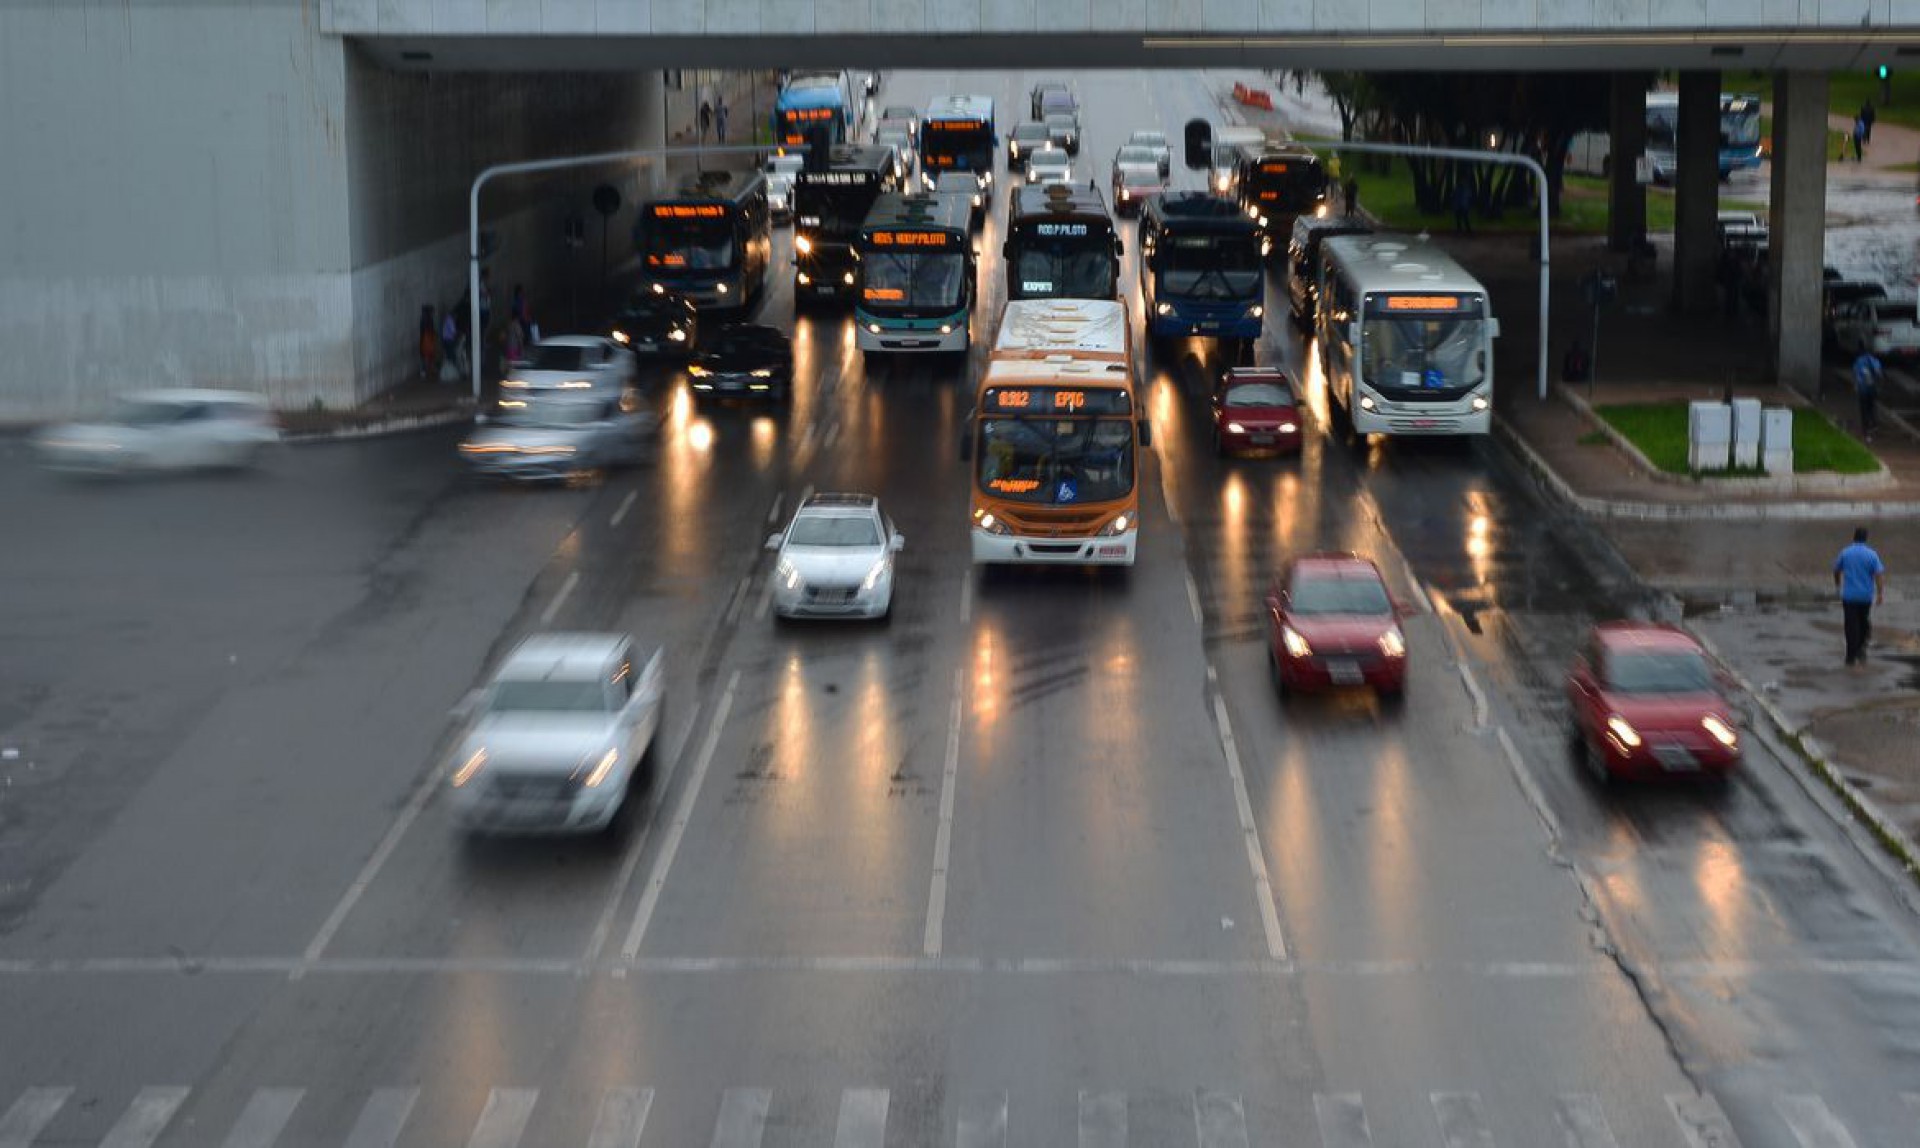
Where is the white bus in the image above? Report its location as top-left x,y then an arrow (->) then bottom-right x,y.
1314,234 -> 1498,437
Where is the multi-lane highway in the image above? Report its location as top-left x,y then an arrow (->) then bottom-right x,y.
2,71 -> 1918,1148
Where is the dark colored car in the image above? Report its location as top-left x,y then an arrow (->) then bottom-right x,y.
612,289 -> 698,358
1566,622 -> 1740,784
1264,553 -> 1408,700
935,172 -> 985,231
687,323 -> 793,402
1213,367 -> 1302,456
1007,120 -> 1051,167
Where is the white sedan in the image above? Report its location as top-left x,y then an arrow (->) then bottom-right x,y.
499,336 -> 637,400
1023,146 -> 1073,189
765,493 -> 904,622
34,389 -> 281,475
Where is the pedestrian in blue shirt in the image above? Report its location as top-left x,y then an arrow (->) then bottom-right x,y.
1853,349 -> 1883,442
1833,527 -> 1887,666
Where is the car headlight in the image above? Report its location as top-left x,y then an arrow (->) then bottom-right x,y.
777,558 -> 802,590
862,559 -> 889,592
972,194 -> 982,207
795,234 -> 813,254
797,271 -> 812,286
1281,626 -> 1312,658
1246,205 -> 1260,219
939,323 -> 953,334
974,510 -> 1009,535
611,329 -> 630,345
1155,302 -> 1172,316
688,364 -> 710,377
582,747 -> 620,788
1701,715 -> 1739,748
1278,422 -> 1298,434
668,327 -> 687,342
751,368 -> 774,378
1261,238 -> 1273,257
1226,422 -> 1245,434
650,282 -> 665,294
450,747 -> 487,788
1378,628 -> 1406,658
1471,395 -> 1489,411
1098,513 -> 1132,536
1606,715 -> 1642,749
1258,215 -> 1270,229
501,379 -> 528,389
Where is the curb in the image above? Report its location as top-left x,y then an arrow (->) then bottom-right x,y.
282,405 -> 474,444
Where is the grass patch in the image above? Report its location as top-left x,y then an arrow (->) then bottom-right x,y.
1576,429 -> 1610,446
1822,71 -> 1920,135
1594,401 -> 1880,476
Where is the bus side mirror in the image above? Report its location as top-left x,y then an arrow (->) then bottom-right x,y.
1138,420 -> 1152,448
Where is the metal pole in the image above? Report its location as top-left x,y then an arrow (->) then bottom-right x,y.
466,143 -> 787,401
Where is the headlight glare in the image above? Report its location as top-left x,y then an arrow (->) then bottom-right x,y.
1281,627 -> 1312,658
583,748 -> 620,788
1702,715 -> 1739,748
1606,715 -> 1642,749
1378,628 -> 1406,658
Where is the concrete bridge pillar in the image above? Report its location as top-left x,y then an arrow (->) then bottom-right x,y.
1670,72 -> 1721,314
1607,72 -> 1649,253
1769,70 -> 1830,390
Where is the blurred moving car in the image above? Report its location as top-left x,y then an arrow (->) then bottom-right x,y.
1044,112 -> 1080,157
765,492 -> 904,622
1822,278 -> 1887,348
1212,367 -> 1302,456
459,396 -> 657,482
1110,145 -> 1168,216
1023,146 -> 1073,189
1831,295 -> 1920,359
688,323 -> 794,402
611,289 -> 698,358
35,389 -> 281,475
1566,622 -> 1740,784
880,104 -> 920,134
446,633 -> 663,835
1127,129 -> 1172,178
1030,82 -> 1077,121
501,336 -> 638,399
1007,120 -> 1051,166
1264,553 -> 1408,699
935,171 -> 986,231
763,152 -> 806,221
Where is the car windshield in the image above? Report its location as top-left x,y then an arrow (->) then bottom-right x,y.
709,330 -> 776,357
788,515 -> 880,547
1223,382 -> 1293,407
622,297 -> 681,322
523,344 -> 593,372
489,679 -> 609,714
112,399 -> 195,426
1131,132 -> 1166,147
1607,651 -> 1713,694
1289,575 -> 1391,615
1046,115 -> 1075,131
1116,148 -> 1157,166
977,417 -> 1135,504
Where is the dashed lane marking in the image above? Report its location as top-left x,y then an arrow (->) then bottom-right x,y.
1207,664 -> 1288,961
923,670 -> 965,957
538,570 -> 580,626
610,489 -> 638,528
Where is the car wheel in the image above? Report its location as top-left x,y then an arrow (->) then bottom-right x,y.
1377,684 -> 1405,709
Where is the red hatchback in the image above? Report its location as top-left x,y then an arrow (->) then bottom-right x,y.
1213,367 -> 1303,457
1264,553 -> 1408,699
1566,622 -> 1741,783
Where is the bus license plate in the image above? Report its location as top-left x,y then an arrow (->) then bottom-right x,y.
1250,434 -> 1276,444
1410,419 -> 1437,429
1326,660 -> 1362,684
1097,544 -> 1127,558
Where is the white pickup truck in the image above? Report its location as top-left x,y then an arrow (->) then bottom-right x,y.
1832,296 -> 1920,361
446,632 -> 663,835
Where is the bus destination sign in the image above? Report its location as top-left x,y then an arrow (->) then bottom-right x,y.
650,203 -> 727,219
1373,293 -> 1475,314
927,119 -> 989,133
1031,222 -> 1090,237
867,230 -> 955,249
984,386 -> 1131,416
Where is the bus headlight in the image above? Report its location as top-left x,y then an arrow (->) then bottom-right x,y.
843,272 -> 855,285
1155,302 -> 1172,316
973,510 -> 1010,535
1098,513 -> 1132,536
795,235 -> 813,254
611,329 -> 630,345
1359,396 -> 1376,411
716,283 -> 729,295
867,323 -> 882,335
939,324 -> 954,334
1249,304 -> 1264,319
650,282 -> 665,294
668,327 -> 687,342
972,194 -> 982,207
1471,395 -> 1489,411
1216,174 -> 1231,192
797,272 -> 812,285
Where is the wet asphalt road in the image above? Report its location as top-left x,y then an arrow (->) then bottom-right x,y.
2,72 -> 1919,1148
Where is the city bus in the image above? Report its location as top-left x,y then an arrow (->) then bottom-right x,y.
1314,233 -> 1498,437
1230,140 -> 1331,255
1565,91 -> 1764,182
853,191 -> 977,357
1002,183 -> 1121,302
1137,192 -> 1265,348
634,170 -> 772,313
774,71 -> 856,146
792,144 -> 899,306
964,298 -> 1147,567
918,94 -> 997,200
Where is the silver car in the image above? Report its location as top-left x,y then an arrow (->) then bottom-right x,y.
1127,129 -> 1172,177
459,396 -> 657,482
1111,145 -> 1168,216
763,153 -> 805,221
499,336 -> 637,400
446,633 -> 664,835
34,389 -> 281,475
875,127 -> 917,179
1023,146 -> 1073,189
765,493 -> 904,622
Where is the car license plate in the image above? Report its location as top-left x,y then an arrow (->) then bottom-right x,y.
1250,434 -> 1276,445
1096,544 -> 1127,557
1653,744 -> 1697,771
1326,660 -> 1362,684
636,339 -> 657,350
1198,322 -> 1219,331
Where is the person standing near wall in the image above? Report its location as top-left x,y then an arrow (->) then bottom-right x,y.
715,97 -> 729,144
417,305 -> 440,381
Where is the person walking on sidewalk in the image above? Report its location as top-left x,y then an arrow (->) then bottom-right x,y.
1860,100 -> 1877,145
1343,176 -> 1358,218
1834,527 -> 1887,666
1852,115 -> 1867,162
1852,347 -> 1884,441
417,305 -> 440,381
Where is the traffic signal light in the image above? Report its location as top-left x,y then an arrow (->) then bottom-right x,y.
1184,118 -> 1213,172
1878,65 -> 1890,80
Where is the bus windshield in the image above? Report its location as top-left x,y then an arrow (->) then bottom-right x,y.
1010,235 -> 1115,299
1720,104 -> 1761,148
796,182 -> 881,237
978,416 -> 1135,505
644,215 -> 735,271
1157,234 -> 1260,300
1360,315 -> 1485,394
923,124 -> 994,171
1242,161 -> 1325,213
862,250 -> 966,312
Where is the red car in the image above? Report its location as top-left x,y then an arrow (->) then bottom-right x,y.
1566,622 -> 1741,784
1264,553 -> 1407,699
1213,367 -> 1303,457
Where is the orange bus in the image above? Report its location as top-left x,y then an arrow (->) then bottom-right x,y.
962,298 -> 1150,566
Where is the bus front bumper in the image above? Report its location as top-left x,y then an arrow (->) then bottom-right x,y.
857,322 -> 969,353
1351,400 -> 1491,436
972,529 -> 1137,566
1148,312 -> 1262,340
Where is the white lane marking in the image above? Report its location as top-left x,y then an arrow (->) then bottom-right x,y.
1078,1090 -> 1127,1148
0,1087 -> 71,1148
1496,724 -> 1565,841
833,1089 -> 889,1148
1192,1090 -> 1251,1148
708,1088 -> 770,1148
766,492 -> 784,525
1312,1093 -> 1375,1148
1457,662 -> 1489,729
99,1087 -> 189,1148
1553,1094 -> 1622,1148
959,572 -> 973,624
622,670 -> 740,959
610,489 -> 638,528
721,575 -> 752,628
1667,1093 -> 1744,1148
587,1087 -> 654,1148
539,570 -> 581,626
1185,566 -> 1205,627
583,700 -> 704,964
1207,664 -> 1288,960
465,1088 -> 538,1148
923,669 -> 965,957
1430,1092 -> 1495,1148
1774,1094 -> 1859,1148
219,1088 -> 303,1148
824,422 -> 841,449
299,751 -> 445,972
955,1093 -> 1008,1148
341,1088 -> 418,1148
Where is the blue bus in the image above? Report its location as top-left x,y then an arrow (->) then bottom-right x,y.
775,72 -> 855,147
918,95 -> 997,200
1138,192 -> 1265,345
634,170 -> 772,314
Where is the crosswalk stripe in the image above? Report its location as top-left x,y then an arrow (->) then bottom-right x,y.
1667,1092 -> 1743,1148
219,1088 -> 303,1148
1312,1093 -> 1374,1148
342,1088 -> 418,1148
1553,1094 -> 1621,1148
99,1086 -> 190,1148
1430,1092 -> 1495,1148
1774,1094 -> 1859,1148
1078,1090 -> 1126,1148
1192,1090 -> 1251,1148
833,1088 -> 888,1148
587,1087 -> 653,1148
466,1088 -> 538,1148
0,1087 -> 72,1148
955,1093 -> 1008,1148
709,1087 -> 770,1148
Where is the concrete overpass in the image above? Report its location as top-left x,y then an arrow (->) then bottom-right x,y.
3,0 -> 1917,418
